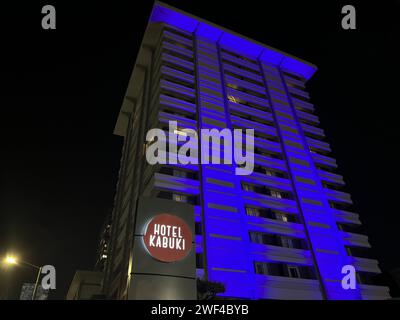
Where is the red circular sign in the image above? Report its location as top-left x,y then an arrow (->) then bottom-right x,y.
143,214 -> 193,263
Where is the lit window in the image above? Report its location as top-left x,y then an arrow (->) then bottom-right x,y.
246,207 -> 259,216
271,190 -> 282,199
227,95 -> 237,103
227,83 -> 239,90
276,213 -> 288,222
102,255 -> 107,259
173,194 -> 188,203
174,129 -> 188,137
264,170 -> 273,176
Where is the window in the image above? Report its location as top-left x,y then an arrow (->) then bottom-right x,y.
264,170 -> 273,176
173,193 -> 188,202
253,165 -> 288,179
322,182 -> 345,191
157,191 -> 198,205
242,183 -> 292,200
345,246 -> 373,259
249,231 -> 306,249
329,201 -> 353,211
275,212 -> 288,222
227,83 -> 239,90
246,207 -> 260,216
254,262 -> 316,279
159,167 -> 198,180
242,184 -> 254,192
173,169 -> 187,178
337,223 -> 364,234
270,190 -> 282,199
315,164 -> 336,173
227,83 -> 266,99
227,95 -> 237,103
288,265 -> 300,278
280,236 -> 294,248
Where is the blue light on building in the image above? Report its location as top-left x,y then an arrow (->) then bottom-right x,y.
104,2 -> 390,300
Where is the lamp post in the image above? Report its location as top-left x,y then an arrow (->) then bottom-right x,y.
3,255 -> 42,300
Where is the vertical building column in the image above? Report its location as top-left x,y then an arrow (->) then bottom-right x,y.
261,63 -> 361,299
194,35 -> 255,298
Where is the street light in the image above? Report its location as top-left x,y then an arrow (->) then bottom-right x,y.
4,255 -> 18,265
3,254 -> 42,300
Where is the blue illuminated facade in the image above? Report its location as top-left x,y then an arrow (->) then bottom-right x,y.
105,2 -> 390,300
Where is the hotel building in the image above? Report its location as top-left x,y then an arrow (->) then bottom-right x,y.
103,2 -> 390,300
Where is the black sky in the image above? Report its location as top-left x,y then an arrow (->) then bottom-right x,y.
1,1 -> 399,299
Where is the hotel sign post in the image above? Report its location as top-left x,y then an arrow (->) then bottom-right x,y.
128,196 -> 196,300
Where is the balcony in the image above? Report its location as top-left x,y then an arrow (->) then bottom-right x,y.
161,52 -> 194,73
223,63 -> 263,85
225,75 -> 266,96
360,284 -> 391,300
160,79 -> 195,100
227,87 -> 269,108
250,243 -> 312,266
162,40 -> 194,60
340,231 -> 370,248
325,188 -> 353,204
255,275 -> 322,300
317,169 -> 344,185
241,174 -> 292,193
229,102 -> 273,124
230,115 -> 277,137
159,65 -> 195,86
159,110 -> 197,130
245,215 -> 304,238
288,86 -> 309,99
301,123 -> 325,138
332,208 -> 361,225
254,154 -> 287,172
311,153 -> 337,168
297,109 -> 320,125
306,137 -> 331,153
162,30 -> 193,48
351,256 -> 381,273
292,98 -> 314,112
221,52 -> 260,74
159,93 -> 197,115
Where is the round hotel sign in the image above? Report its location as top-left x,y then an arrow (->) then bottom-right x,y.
143,214 -> 193,263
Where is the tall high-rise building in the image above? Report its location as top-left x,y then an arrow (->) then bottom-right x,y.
95,213 -> 112,273
103,2 -> 390,300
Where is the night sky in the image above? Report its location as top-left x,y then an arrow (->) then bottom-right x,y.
1,1 -> 399,299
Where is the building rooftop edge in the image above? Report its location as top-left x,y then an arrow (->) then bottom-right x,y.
114,1 -> 318,136
153,1 -> 317,79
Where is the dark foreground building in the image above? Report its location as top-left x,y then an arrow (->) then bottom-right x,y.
103,2 -> 390,300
